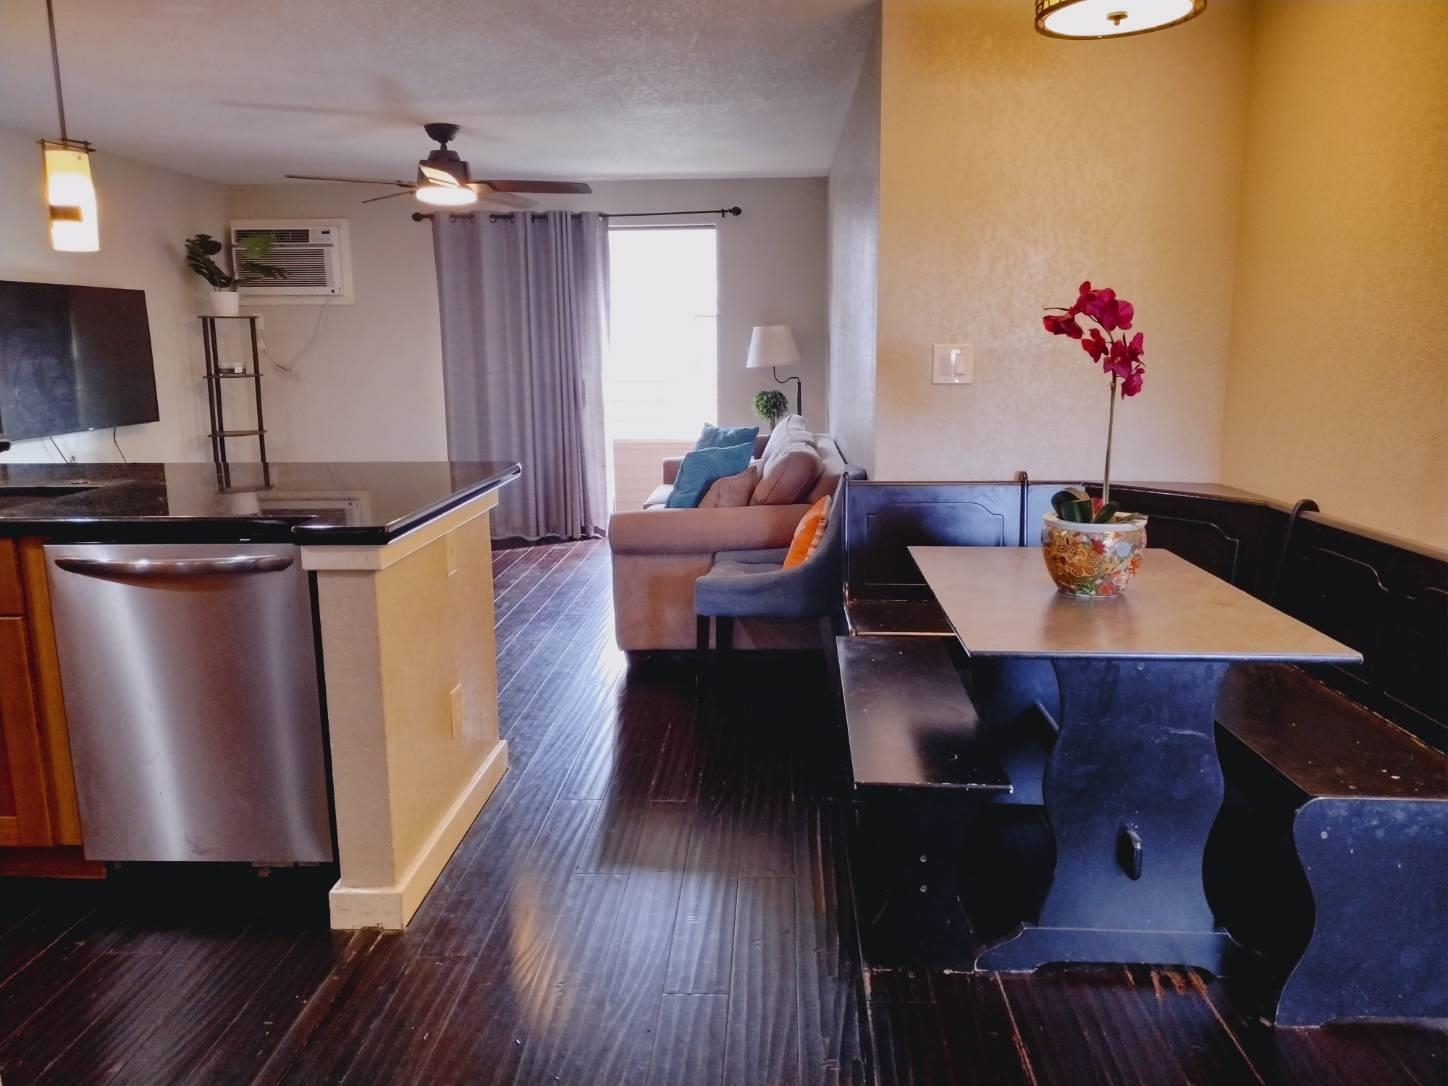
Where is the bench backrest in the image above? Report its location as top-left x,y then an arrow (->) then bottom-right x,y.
1275,512 -> 1447,752
843,479 -> 1029,599
1100,484 -> 1290,599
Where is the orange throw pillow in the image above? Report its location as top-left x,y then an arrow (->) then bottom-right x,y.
783,496 -> 831,570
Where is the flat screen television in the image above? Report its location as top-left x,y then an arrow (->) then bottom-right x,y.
0,280 -> 161,442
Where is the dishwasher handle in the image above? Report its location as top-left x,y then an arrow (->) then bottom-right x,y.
53,554 -> 296,579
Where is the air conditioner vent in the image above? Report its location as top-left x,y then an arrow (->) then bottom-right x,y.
229,219 -> 352,305
237,227 -> 313,245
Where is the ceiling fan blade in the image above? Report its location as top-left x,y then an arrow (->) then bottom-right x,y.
361,188 -> 420,204
286,174 -> 414,188
472,186 -> 536,210
481,180 -> 594,195
419,163 -> 464,188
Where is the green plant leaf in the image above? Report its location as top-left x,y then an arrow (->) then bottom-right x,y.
1051,487 -> 1090,516
1060,498 -> 1094,522
1093,501 -> 1120,524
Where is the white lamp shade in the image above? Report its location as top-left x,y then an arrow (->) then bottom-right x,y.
746,325 -> 800,369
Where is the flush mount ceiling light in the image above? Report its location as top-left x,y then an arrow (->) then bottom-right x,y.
1035,0 -> 1207,39
38,0 -> 98,251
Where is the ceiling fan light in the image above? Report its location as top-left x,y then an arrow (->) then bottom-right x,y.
1035,0 -> 1206,39
415,183 -> 479,207
42,141 -> 99,252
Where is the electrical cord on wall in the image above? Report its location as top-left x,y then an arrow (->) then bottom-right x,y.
257,297 -> 333,379
112,427 -> 128,463
46,435 -> 73,463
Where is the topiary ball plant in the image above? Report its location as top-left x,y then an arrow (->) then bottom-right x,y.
753,389 -> 789,427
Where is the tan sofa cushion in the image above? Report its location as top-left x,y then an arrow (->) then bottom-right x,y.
803,434 -> 850,503
699,465 -> 759,508
760,415 -> 812,464
752,441 -> 824,506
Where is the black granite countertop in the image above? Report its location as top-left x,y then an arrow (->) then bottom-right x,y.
0,461 -> 521,544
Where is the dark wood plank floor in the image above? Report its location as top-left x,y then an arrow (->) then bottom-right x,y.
0,539 -> 1442,1084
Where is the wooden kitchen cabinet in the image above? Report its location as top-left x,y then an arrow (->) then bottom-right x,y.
0,539 -> 91,872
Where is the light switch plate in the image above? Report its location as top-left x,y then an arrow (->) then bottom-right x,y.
932,343 -> 973,384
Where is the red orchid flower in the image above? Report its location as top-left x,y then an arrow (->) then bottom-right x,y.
1042,312 -> 1082,339
1042,280 -> 1148,504
1076,283 -> 1135,332
1103,332 -> 1145,381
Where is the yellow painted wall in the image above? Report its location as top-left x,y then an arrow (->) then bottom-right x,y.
1221,0 -> 1448,546
872,0 -> 1251,482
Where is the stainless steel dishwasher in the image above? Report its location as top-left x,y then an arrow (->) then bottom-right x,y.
44,543 -> 333,864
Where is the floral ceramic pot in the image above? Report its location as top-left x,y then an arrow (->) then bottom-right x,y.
1041,513 -> 1148,598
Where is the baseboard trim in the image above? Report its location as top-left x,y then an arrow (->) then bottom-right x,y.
328,739 -> 509,929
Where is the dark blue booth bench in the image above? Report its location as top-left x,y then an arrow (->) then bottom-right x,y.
832,475 -> 1447,1025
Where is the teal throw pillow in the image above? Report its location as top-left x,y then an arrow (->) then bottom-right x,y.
695,424 -> 759,451
666,441 -> 755,508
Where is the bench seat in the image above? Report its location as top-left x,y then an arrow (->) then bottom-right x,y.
1214,663 -> 1448,1026
843,597 -> 955,638
836,635 -> 1009,966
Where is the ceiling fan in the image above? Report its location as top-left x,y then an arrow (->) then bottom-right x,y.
285,123 -> 593,209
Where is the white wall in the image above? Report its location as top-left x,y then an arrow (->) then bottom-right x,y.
0,122 -> 226,463
226,177 -> 831,464
225,185 -> 450,461
827,10 -> 881,474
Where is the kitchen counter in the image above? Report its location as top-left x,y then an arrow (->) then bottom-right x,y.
0,460 -> 521,544
0,459 -> 521,930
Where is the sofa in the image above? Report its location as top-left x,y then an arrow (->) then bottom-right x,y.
608,416 -> 864,651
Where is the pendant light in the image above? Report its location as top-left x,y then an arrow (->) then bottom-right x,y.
39,0 -> 98,252
1035,0 -> 1206,40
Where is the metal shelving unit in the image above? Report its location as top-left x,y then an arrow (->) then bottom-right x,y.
199,315 -> 270,487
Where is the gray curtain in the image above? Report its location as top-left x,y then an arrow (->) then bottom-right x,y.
433,211 -> 609,542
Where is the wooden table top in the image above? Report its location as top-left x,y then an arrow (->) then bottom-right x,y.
909,547 -> 1363,663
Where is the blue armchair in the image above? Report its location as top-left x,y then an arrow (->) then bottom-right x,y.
694,472 -> 861,651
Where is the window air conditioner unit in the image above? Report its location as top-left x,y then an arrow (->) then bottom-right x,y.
230,219 -> 352,304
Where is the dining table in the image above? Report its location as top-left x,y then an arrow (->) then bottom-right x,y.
908,546 -> 1362,973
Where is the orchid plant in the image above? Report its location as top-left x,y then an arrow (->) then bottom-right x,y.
1043,281 -> 1146,523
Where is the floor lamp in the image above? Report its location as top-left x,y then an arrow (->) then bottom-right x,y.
747,325 -> 802,418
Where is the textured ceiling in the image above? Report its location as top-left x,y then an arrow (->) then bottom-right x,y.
0,0 -> 875,184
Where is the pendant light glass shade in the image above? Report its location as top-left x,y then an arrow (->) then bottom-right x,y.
1035,0 -> 1206,39
41,140 -> 99,252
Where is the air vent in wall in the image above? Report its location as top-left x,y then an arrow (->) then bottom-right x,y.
229,219 -> 353,305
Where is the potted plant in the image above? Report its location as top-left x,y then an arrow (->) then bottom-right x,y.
184,232 -> 287,316
1039,281 -> 1149,597
752,388 -> 789,430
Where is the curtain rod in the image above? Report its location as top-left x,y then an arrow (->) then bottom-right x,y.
411,206 -> 742,223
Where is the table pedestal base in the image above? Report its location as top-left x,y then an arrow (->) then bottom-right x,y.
976,658 -> 1243,974
977,925 -> 1235,973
